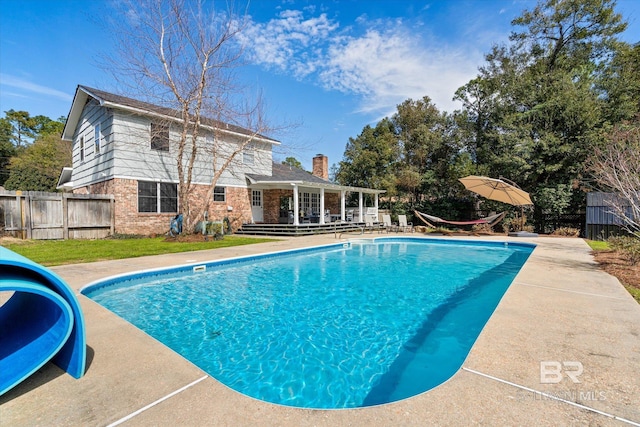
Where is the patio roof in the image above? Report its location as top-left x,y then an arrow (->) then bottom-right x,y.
246,162 -> 385,194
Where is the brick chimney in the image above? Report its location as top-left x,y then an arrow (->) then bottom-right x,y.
312,154 -> 329,180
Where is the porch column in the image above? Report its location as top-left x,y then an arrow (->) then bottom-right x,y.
374,193 -> 379,221
358,192 -> 363,222
340,190 -> 346,221
319,188 -> 325,224
292,184 -> 299,226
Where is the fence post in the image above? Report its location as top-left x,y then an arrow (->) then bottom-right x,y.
62,193 -> 69,240
110,196 -> 115,236
24,192 -> 32,239
15,191 -> 23,239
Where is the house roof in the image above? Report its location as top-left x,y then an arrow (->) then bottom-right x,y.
61,85 -> 280,145
247,162 -> 385,194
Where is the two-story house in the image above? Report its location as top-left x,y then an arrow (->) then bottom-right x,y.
59,86 -> 383,235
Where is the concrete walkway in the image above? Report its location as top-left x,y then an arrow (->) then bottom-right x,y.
1,235 -> 639,426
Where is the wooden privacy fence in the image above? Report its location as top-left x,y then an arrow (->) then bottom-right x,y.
0,191 -> 115,240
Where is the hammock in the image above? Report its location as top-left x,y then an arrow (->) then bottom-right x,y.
414,210 -> 505,229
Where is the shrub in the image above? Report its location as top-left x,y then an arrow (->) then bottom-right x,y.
608,235 -> 640,265
205,222 -> 224,240
471,223 -> 494,234
551,227 -> 580,237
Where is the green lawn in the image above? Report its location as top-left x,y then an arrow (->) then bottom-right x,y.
585,239 -> 610,251
1,235 -> 278,266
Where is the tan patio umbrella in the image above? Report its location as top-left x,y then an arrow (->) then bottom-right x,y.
458,176 -> 533,206
458,175 -> 533,230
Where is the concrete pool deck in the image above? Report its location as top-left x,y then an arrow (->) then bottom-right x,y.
1,234 -> 639,426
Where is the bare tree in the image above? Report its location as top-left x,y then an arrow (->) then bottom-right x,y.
589,116 -> 640,236
104,0 -> 279,231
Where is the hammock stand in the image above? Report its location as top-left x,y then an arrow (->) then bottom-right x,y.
414,210 -> 506,229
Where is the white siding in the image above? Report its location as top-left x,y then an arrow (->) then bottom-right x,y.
71,104 -> 273,188
71,100 -> 114,188
111,113 -> 175,182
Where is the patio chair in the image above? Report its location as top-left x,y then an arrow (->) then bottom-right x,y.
382,214 -> 397,232
364,214 -> 383,233
398,214 -> 413,233
346,210 -> 354,222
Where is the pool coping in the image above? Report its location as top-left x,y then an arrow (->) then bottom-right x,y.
2,234 -> 639,426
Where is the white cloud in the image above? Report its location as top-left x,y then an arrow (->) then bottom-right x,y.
241,10 -> 483,116
0,74 -> 72,101
320,27 -> 482,115
238,10 -> 339,76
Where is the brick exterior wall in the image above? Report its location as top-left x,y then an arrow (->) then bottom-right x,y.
263,189 -> 288,224
312,154 -> 329,180
74,178 -> 344,234
187,185 -> 253,231
324,193 -> 340,214
74,178 -> 252,235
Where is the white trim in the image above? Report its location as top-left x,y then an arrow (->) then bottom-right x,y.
292,184 -> 299,226
74,174 -> 250,188
247,179 -> 385,194
320,188 -> 325,225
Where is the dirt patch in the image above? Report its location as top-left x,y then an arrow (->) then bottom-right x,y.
592,250 -> 640,301
0,236 -> 26,245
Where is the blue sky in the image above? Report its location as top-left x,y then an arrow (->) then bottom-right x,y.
1,0 -> 639,171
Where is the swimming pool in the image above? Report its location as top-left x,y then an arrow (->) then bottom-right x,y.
82,237 -> 534,409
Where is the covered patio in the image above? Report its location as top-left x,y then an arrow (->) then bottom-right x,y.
245,162 -> 385,230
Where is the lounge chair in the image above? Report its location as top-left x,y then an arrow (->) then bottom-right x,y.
398,214 -> 413,232
382,214 -> 397,232
413,210 -> 505,229
364,214 -> 383,233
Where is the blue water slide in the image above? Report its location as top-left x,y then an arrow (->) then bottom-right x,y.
0,247 -> 86,395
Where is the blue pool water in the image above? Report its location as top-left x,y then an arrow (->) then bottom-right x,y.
83,237 -> 534,409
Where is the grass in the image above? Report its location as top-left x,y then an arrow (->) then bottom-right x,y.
1,235 -> 278,266
585,239 -> 610,251
586,238 -> 640,304
627,286 -> 640,302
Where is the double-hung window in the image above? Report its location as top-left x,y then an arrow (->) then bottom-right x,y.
243,142 -> 255,165
150,122 -> 170,152
94,124 -> 101,155
213,186 -> 226,202
138,181 -> 178,213
79,136 -> 85,162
